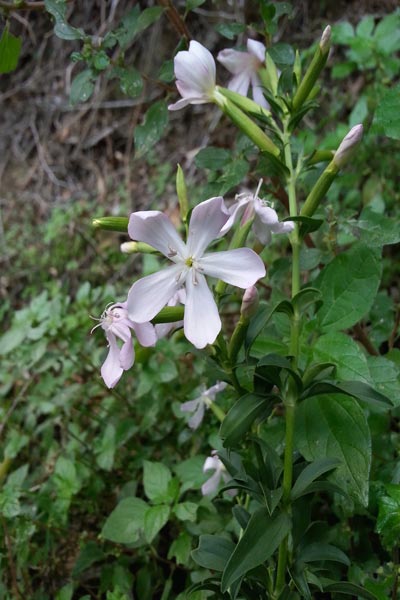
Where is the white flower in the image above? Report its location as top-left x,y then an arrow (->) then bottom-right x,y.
168,41 -> 218,111
217,39 -> 269,108
127,196 -> 266,349
220,180 -> 294,245
201,451 -> 234,496
180,381 -> 227,429
92,302 -> 156,389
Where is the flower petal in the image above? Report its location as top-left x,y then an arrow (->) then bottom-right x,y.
120,337 -> 135,370
247,39 -> 266,63
187,196 -> 229,257
199,248 -> 266,288
206,381 -> 227,399
219,196 -> 250,236
128,211 -> 186,260
188,401 -> 206,430
101,332 -> 123,389
250,74 -> 269,108
184,273 -> 221,348
133,321 -> 157,347
253,216 -> 272,245
174,41 -> 216,97
127,264 -> 184,323
217,48 -> 254,75
201,470 -> 221,496
228,70 -> 252,96
254,202 -> 279,225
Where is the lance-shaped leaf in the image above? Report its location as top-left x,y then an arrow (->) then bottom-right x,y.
220,393 -> 273,447
192,535 -> 235,571
245,300 -> 293,355
291,457 -> 342,500
301,380 -> 392,410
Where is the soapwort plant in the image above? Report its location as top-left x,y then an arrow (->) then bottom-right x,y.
93,24 -> 399,600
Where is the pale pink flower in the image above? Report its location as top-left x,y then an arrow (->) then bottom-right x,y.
220,180 -> 294,245
155,288 -> 186,339
180,381 -> 227,430
201,451 -> 235,496
92,302 -> 156,389
217,39 -> 269,108
127,196 -> 266,349
168,41 -> 218,111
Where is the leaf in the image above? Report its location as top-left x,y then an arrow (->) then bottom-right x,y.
291,287 -> 322,313
314,244 -> 382,331
215,22 -> 246,40
245,299 -> 293,355
323,582 -> 378,599
72,542 -> 105,576
374,84 -> 400,140
0,27 -> 22,74
192,535 -> 235,571
268,43 -> 295,67
194,147 -> 232,170
101,497 -> 147,544
221,509 -> 291,591
143,461 -> 172,502
313,331 -> 371,383
168,532 -> 192,565
296,395 -> 371,505
135,7 -> 164,36
186,0 -> 206,10
70,69 -> 95,105
299,542 -> 350,565
291,458 -> 342,500
367,356 -> 400,407
134,100 -> 168,157
173,501 -> 198,522
44,0 -> 67,22
144,504 -> 170,543
54,23 -> 85,40
117,66 -> 143,98
302,380 -> 392,410
352,207 -> 400,247
377,484 -> 400,547
0,326 -> 26,355
220,393 -> 272,447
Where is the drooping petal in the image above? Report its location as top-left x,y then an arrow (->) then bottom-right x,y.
180,398 -> 206,430
219,196 -> 250,236
201,469 -> 222,496
133,321 -> 157,347
184,273 -> 221,348
203,455 -> 222,472
101,332 -> 123,389
206,381 -> 227,400
199,248 -> 266,288
128,211 -> 186,260
247,39 -> 266,63
254,202 -> 279,225
253,216 -> 272,245
271,220 -> 295,234
180,398 -> 201,413
217,48 -> 254,75
187,196 -> 229,257
168,97 -> 192,111
250,73 -> 269,108
119,337 -> 135,370
127,264 -> 184,323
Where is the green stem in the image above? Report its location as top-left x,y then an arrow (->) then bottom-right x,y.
275,121 -> 302,595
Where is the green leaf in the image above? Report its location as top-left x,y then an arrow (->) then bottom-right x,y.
377,484 -> 400,547
192,535 -> 235,571
94,423 -> 116,471
220,393 -> 272,447
323,582 -> 378,599
269,43 -> 294,67
214,23 -> 246,40
54,23 -> 85,40
72,542 -> 105,576
135,7 -> 164,36
45,0 -> 67,22
245,299 -> 293,355
299,542 -> 350,565
302,380 -> 392,410
0,326 -> 26,355
374,84 -> 400,140
291,287 -> 322,313
367,356 -> 400,407
134,100 -> 168,157
194,147 -> 232,170
101,497 -> 147,544
287,215 -> 323,237
291,457 -> 342,500
70,69 -> 95,105
143,461 -> 172,502
117,66 -> 143,98
0,27 -> 22,74
173,501 -> 198,522
144,505 -> 170,543
352,207 -> 400,246
174,455 -> 207,493
374,14 -> 400,54
168,532 -> 192,565
221,509 -> 291,591
296,395 -> 371,505
314,244 -> 381,331
186,0 -> 206,10
313,332 -> 371,383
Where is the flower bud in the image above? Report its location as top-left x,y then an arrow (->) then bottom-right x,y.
241,286 -> 259,319
120,241 -> 158,254
320,25 -> 331,52
333,124 -> 363,169
92,216 -> 129,232
176,164 -> 189,224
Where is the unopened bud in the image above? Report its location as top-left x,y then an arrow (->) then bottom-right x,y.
120,241 -> 158,254
92,216 -> 129,232
176,164 -> 189,224
333,124 -> 363,168
320,25 -> 331,52
241,286 -> 259,319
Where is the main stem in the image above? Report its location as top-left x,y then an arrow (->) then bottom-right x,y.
275,121 -> 301,595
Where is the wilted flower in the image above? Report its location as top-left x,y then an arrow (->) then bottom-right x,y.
180,381 -> 227,429
92,302 -> 156,389
168,41 -> 219,111
201,451 -> 235,496
127,196 -> 265,349
220,180 -> 294,245
217,39 -> 268,108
